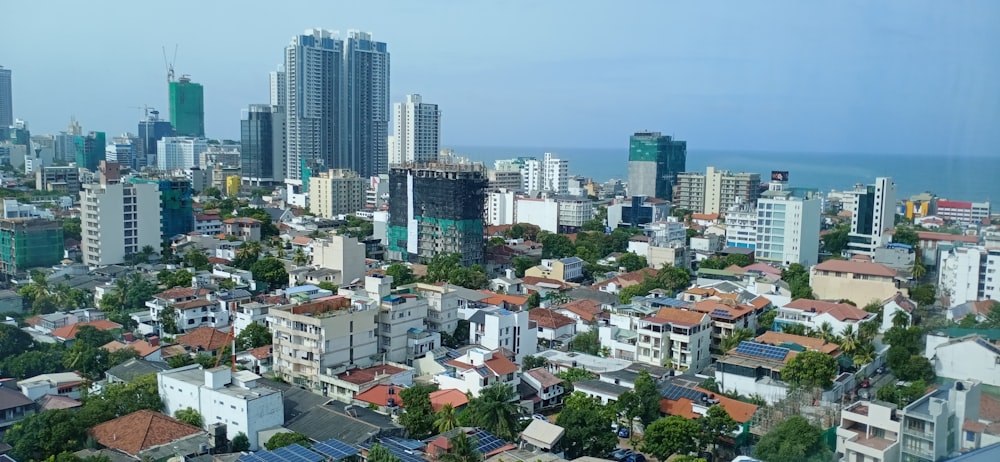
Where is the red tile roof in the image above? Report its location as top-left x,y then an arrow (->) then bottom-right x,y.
558,299 -> 603,322
224,217 -> 261,225
690,299 -> 754,319
246,345 -> 272,360
103,340 -> 161,358
90,410 -> 203,457
291,236 -> 313,245
195,214 -> 220,221
429,389 -> 469,412
479,292 -> 529,307
173,298 -> 216,311
153,287 -> 212,301
521,276 -> 572,290
783,299 -> 871,322
51,320 -> 122,340
651,308 -> 709,326
755,331 -> 841,355
524,368 -> 563,388
176,327 -> 230,352
937,200 -> 972,209
336,364 -> 408,385
813,259 -> 898,278
693,387 -> 759,423
589,268 -> 658,290
917,231 -> 979,244
660,397 -> 700,419
691,213 -> 721,221
528,309 -> 576,329
354,384 -> 406,408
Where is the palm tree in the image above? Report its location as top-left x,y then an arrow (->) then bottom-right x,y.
859,319 -> 880,342
466,383 -> 520,441
438,432 -> 482,462
292,247 -> 309,266
817,322 -> 835,342
781,323 -> 807,336
911,258 -> 926,281
852,343 -> 876,368
892,309 -> 910,329
721,328 -> 755,352
434,404 -> 459,433
839,324 -> 858,355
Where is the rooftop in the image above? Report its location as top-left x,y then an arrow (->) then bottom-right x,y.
813,259 -> 898,278
89,410 -> 205,457
755,331 -> 842,355
783,299 -> 871,322
524,368 -> 563,389
646,308 -> 708,326
557,299 -> 604,322
535,349 -> 631,373
428,388 -> 469,412
50,320 -> 122,340
105,358 -> 167,382
175,327 -> 230,351
336,363 -> 408,385
528,308 -> 576,329
160,366 -> 278,401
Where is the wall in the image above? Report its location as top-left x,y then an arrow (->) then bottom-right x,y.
810,272 -> 900,307
932,340 -> 1000,387
515,198 -> 558,233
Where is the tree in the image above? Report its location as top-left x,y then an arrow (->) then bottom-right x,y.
877,380 -> 929,407
895,355 -> 935,382
264,432 -> 312,450
781,350 -> 838,389
782,263 -> 814,300
642,415 -> 701,460
438,432 -> 483,462
434,404 -> 460,434
5,409 -> 84,461
292,247 -> 309,266
911,258 -> 927,281
0,323 -> 33,359
231,432 -> 250,452
464,383 -> 520,441
657,265 -> 692,293
698,405 -> 739,457
236,322 -> 271,351
232,241 -> 262,270
759,310 -> 777,332
174,407 -> 204,428
720,328 -> 754,352
203,186 -> 223,199
618,371 -> 661,427
512,257 -> 535,278
979,301 -> 1000,328
252,257 -> 289,289
399,384 -> 437,439
556,393 -> 618,459
367,443 -> 401,462
184,249 -> 211,271
570,329 -> 601,355
909,283 -> 937,306
618,253 -> 649,272
753,415 -> 832,462
82,374 -> 163,421
158,269 -> 193,289
62,217 -> 82,241
821,224 -> 849,255
724,253 -> 751,268
385,263 -> 416,287
540,233 -> 576,259
527,292 -> 541,309
893,227 -> 920,247
521,355 -> 547,371
160,306 -> 179,335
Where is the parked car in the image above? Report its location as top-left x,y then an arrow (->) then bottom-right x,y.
610,449 -> 634,461
624,454 -> 646,462
617,427 -> 630,438
532,414 -> 549,422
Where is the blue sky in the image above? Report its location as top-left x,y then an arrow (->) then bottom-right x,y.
3,0 -> 999,156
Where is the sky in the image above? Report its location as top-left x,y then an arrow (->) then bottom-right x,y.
3,0 -> 999,157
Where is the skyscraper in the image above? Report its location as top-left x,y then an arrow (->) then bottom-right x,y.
283,29 -> 389,182
137,109 -> 174,168
627,131 -> 686,201
345,31 -> 390,177
168,76 -> 205,137
78,131 -> 106,172
391,94 -> 440,166
268,70 -> 286,108
0,66 -> 12,128
156,137 -> 208,171
387,163 -> 487,266
241,104 -> 285,185
846,177 -> 897,256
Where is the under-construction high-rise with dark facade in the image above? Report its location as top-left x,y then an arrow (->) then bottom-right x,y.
388,163 -> 487,266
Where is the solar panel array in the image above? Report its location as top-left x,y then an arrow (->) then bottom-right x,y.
710,308 -> 733,319
660,383 -> 707,402
735,341 -> 789,361
381,436 -> 424,451
312,439 -> 360,460
470,430 -> 508,454
238,444 -> 323,462
361,438 -> 426,462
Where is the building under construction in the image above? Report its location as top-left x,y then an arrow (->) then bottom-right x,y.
0,218 -> 64,276
388,163 -> 487,266
130,176 -> 194,239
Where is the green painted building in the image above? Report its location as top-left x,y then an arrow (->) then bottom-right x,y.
0,218 -> 64,275
76,131 -> 105,172
627,131 -> 686,201
169,76 -> 205,137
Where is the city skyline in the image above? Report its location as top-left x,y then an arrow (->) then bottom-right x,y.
3,1 -> 999,158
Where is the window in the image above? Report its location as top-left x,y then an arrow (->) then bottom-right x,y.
966,431 -> 976,442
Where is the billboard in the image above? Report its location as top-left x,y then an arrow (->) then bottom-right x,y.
771,171 -> 789,182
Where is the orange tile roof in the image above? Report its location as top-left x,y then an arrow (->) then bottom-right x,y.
755,331 -> 841,355
173,298 -> 216,311
917,231 -> 978,244
524,368 -> 563,389
90,410 -> 203,456
354,384 -> 406,407
521,276 -> 572,289
813,259 -> 898,278
558,299 -> 603,322
223,217 -> 261,225
691,213 -> 720,221
153,287 -> 212,300
693,387 -> 759,423
336,364 -> 408,385
651,308 -> 708,326
291,236 -> 313,245
528,309 -> 576,329
485,352 -> 518,376
690,299 -> 754,319
589,268 -> 658,290
478,292 -> 529,307
748,296 -> 771,310
783,299 -> 870,322
176,327 -> 230,352
246,345 -> 272,360
429,389 -> 469,412
51,320 -> 122,340
741,263 -> 782,276
660,397 -> 699,419
102,339 -> 161,358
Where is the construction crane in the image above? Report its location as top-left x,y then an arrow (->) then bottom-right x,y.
162,45 -> 178,83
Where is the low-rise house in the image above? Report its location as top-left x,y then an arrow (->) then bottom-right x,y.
657,382 -> 758,443
352,384 -> 406,415
880,292 -> 916,332
194,214 -> 222,235
925,334 -> 1000,388
534,349 -> 631,375
322,363 -> 414,404
18,372 -> 85,400
145,287 -> 218,333
433,348 -> 519,397
528,309 -> 576,347
32,308 -> 107,334
222,217 -> 261,242
284,401 -> 405,446
37,394 -> 82,411
520,420 -> 565,453
809,259 -> 903,306
636,308 -> 712,371
102,335 -> 162,362
490,273 -> 524,295
0,290 -> 24,315
947,300 -> 996,324
89,410 -> 209,459
0,383 -> 35,431
158,365 -> 283,450
590,268 -> 657,295
49,319 -> 122,344
836,400 -> 902,462
573,379 -> 630,405
521,367 -> 565,410
774,298 -> 876,336
236,345 -> 273,375
556,299 -> 606,333
468,306 -> 538,363
175,326 -> 230,357
524,257 -> 584,283
479,292 -> 530,312
104,358 -> 167,384
429,388 -> 469,412
233,301 -> 272,337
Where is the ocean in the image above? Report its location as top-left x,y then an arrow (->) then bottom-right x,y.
451,146 -> 1000,202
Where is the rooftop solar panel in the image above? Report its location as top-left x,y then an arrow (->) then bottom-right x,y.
735,341 -> 789,360
362,440 -> 426,462
237,455 -> 259,462
470,430 -> 508,454
313,439 -> 360,460
660,383 -> 707,402
278,444 -> 323,462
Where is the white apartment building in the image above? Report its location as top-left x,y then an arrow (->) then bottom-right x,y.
675,167 -> 761,214
401,283 -> 490,335
898,380 -> 985,460
846,177 -> 897,256
774,298 -> 877,337
635,309 -> 712,371
339,275 -> 438,364
365,174 -> 389,210
158,366 -> 283,451
515,197 -> 559,232
755,187 -> 821,267
468,306 -> 538,363
488,168 -> 523,192
925,335 -> 1000,388
522,153 -> 569,194
157,137 -> 208,171
309,169 -> 365,218
836,400 -> 902,462
390,94 -> 441,166
486,189 -> 516,226
268,296 -> 379,390
311,235 -> 367,286
80,181 -> 161,267
725,201 -> 757,250
433,347 -> 520,397
269,70 -> 286,107
233,302 -> 272,337
557,196 -> 593,230
938,246 -> 1000,307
